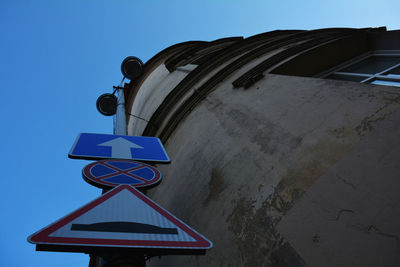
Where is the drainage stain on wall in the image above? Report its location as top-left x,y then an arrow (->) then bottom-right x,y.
204,168 -> 226,205
227,196 -> 307,267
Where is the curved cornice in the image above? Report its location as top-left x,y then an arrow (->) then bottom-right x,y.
127,27 -> 392,142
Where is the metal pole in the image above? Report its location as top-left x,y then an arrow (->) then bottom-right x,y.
115,87 -> 127,136
94,86 -> 146,267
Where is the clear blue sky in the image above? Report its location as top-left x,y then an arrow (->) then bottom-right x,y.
1,1 -> 399,266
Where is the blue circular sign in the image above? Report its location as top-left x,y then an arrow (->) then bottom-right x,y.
82,159 -> 162,189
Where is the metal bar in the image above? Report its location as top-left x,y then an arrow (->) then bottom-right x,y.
334,72 -> 371,77
115,88 -> 127,135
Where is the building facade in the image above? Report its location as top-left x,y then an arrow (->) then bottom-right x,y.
124,27 -> 400,266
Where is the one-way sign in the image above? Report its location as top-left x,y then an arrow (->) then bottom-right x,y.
68,133 -> 170,163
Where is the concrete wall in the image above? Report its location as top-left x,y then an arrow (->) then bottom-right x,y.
127,63 -> 191,136
141,74 -> 400,266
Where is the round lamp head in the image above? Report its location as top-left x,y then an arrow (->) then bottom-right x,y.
121,56 -> 144,80
96,93 -> 117,116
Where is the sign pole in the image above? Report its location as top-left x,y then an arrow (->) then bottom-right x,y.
114,86 -> 127,136
96,87 -> 146,267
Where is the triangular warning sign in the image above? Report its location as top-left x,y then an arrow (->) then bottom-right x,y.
28,185 -> 212,253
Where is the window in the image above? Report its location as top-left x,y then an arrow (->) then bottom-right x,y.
323,52 -> 400,87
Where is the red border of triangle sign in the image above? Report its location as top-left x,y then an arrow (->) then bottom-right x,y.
28,185 -> 212,252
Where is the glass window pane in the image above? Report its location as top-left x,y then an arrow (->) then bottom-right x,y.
387,65 -> 400,75
341,56 -> 400,74
326,73 -> 367,82
371,80 -> 400,87
383,74 -> 400,79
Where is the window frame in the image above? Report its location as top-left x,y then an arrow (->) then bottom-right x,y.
317,50 -> 400,87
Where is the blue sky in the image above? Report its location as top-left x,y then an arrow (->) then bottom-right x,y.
1,1 -> 399,266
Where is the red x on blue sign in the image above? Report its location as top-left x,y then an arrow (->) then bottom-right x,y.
82,159 -> 162,189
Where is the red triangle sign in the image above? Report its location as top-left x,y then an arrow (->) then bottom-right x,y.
28,185 -> 212,252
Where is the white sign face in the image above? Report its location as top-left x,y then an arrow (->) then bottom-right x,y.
28,185 -> 212,250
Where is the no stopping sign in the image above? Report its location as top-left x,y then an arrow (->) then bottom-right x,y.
82,159 -> 162,189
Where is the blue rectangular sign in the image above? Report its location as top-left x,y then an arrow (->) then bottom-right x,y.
68,133 -> 170,163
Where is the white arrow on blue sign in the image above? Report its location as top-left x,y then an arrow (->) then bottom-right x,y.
68,133 -> 170,163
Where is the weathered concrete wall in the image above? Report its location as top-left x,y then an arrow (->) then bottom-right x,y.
277,107 -> 400,267
127,64 -> 191,136
144,74 -> 400,266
